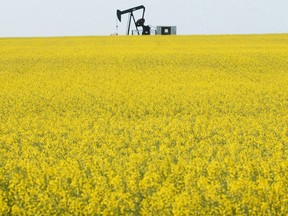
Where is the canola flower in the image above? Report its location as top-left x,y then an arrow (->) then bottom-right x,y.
0,35 -> 288,215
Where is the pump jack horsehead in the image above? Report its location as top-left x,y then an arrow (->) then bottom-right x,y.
117,5 -> 151,35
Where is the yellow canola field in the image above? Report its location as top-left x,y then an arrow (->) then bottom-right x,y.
0,35 -> 288,215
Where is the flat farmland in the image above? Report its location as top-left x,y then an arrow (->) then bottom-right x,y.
0,35 -> 288,215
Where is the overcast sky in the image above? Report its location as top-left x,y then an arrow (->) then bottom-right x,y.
0,0 -> 287,37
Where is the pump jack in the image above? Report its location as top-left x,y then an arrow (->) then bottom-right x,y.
117,5 -> 151,35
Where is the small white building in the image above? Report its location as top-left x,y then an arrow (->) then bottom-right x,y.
156,26 -> 177,35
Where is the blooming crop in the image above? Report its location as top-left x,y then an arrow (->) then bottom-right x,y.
0,35 -> 288,215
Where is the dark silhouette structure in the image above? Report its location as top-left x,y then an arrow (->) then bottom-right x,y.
117,5 -> 151,35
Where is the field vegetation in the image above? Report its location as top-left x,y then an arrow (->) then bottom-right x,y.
0,35 -> 288,215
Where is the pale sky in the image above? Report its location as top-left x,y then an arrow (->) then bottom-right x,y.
0,0 -> 287,37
